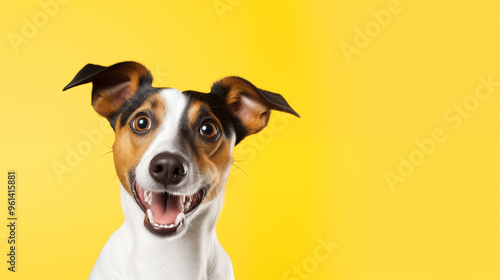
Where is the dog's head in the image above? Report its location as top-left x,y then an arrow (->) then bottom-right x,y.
64,61 -> 299,238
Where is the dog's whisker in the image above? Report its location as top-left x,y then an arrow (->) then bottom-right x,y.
232,159 -> 251,162
108,174 -> 118,186
231,163 -> 254,181
103,143 -> 113,150
93,150 -> 114,163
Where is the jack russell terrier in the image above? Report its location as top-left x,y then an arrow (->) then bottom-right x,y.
63,61 -> 299,280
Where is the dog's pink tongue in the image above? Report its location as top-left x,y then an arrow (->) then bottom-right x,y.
150,193 -> 183,225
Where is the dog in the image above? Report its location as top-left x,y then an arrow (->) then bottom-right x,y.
63,61 -> 299,280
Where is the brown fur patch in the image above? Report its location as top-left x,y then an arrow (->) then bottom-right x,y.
92,63 -> 149,119
113,94 -> 166,194
220,77 -> 271,135
198,136 -> 233,203
184,100 -> 233,203
187,101 -> 204,125
93,87 -> 128,118
236,95 -> 270,135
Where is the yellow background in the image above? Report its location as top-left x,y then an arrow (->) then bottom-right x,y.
0,0 -> 499,279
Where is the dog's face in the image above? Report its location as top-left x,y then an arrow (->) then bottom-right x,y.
64,62 -> 299,238
114,88 -> 237,237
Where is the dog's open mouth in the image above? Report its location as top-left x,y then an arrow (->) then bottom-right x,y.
133,182 -> 206,236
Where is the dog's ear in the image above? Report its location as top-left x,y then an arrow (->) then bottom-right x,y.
63,61 -> 152,124
211,76 -> 299,142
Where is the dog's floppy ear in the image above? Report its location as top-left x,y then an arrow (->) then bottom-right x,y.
211,76 -> 300,141
63,61 -> 152,125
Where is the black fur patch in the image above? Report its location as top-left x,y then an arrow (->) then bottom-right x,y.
118,85 -> 159,128
207,83 -> 248,144
178,105 -> 198,158
182,90 -> 247,145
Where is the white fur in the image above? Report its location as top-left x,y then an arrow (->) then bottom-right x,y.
89,88 -> 236,280
135,89 -> 193,194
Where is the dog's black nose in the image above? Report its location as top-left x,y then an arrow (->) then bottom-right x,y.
149,152 -> 187,186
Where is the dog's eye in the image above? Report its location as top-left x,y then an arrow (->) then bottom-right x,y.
132,115 -> 151,133
200,121 -> 219,139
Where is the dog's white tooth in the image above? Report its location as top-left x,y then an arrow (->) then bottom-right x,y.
175,212 -> 184,226
160,223 -> 172,228
182,195 -> 186,204
147,209 -> 155,224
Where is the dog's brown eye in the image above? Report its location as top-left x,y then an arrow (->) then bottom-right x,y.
132,115 -> 151,133
200,121 -> 219,139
